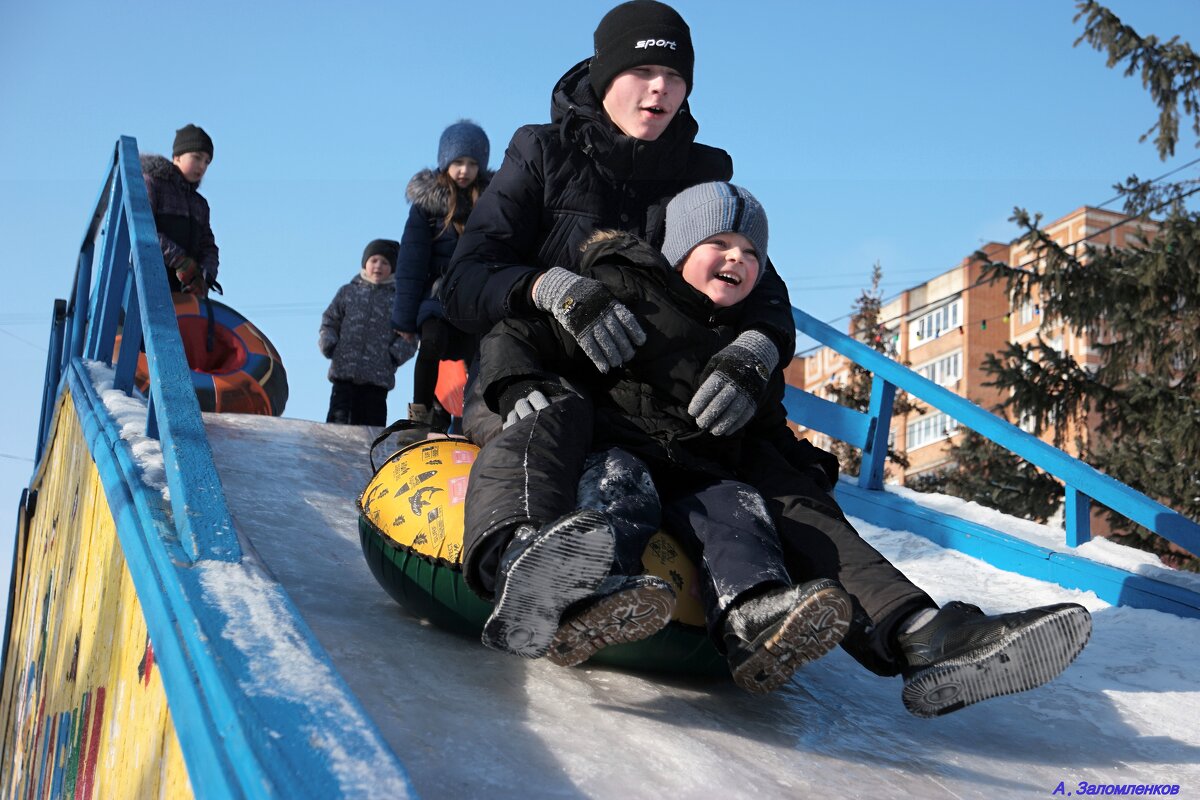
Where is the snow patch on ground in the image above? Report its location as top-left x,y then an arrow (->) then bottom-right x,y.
886,482 -> 1200,593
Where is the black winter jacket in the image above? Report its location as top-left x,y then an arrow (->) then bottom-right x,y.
140,154 -> 219,286
391,168 -> 492,332
440,59 -> 795,359
478,231 -> 837,485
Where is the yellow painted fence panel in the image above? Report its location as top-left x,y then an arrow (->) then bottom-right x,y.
1,391 -> 193,799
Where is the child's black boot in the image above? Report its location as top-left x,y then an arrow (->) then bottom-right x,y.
547,574 -> 676,667
481,510 -> 615,659
723,579 -> 853,694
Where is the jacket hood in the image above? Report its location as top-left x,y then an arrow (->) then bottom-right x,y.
579,229 -> 746,325
549,59 -> 699,181
405,167 -> 494,217
140,153 -> 195,190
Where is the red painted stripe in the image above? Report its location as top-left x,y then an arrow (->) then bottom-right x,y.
78,687 -> 105,800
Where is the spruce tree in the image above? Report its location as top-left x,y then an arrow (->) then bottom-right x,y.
826,262 -> 917,478
970,1 -> 1200,569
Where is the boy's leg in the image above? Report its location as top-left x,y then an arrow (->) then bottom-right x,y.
546,448 -> 676,667
461,391 -> 595,597
326,380 -> 354,424
660,477 -> 852,693
741,440 -> 1091,714
359,384 -> 389,427
738,440 -> 935,676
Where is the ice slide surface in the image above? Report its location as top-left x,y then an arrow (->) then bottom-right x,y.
204,413 -> 1200,799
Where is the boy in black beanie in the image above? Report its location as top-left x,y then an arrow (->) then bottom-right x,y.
140,124 -> 220,297
319,239 -> 418,426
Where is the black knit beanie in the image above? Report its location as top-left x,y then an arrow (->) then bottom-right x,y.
362,239 -> 400,271
172,124 -> 214,160
589,0 -> 694,99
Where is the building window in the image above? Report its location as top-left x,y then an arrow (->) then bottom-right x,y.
1019,300 -> 1034,325
906,412 -> 959,449
910,299 -> 962,346
915,350 -> 962,386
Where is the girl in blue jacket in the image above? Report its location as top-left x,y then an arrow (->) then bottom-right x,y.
391,120 -> 492,431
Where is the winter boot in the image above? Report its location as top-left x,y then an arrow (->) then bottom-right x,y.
546,574 -> 676,667
723,579 -> 853,694
481,510 -> 615,659
429,399 -> 452,433
898,601 -> 1092,718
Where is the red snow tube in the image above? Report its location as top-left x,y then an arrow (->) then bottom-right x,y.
116,294 -> 288,415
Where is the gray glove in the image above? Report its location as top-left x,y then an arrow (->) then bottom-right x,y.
499,380 -> 556,429
689,330 -> 779,436
533,267 -> 646,373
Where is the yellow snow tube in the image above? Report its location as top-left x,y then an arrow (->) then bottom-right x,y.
357,438 -> 723,674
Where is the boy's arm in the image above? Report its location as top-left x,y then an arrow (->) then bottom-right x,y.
742,372 -> 841,489
193,196 -> 219,287
318,289 -> 344,358
477,315 -> 576,418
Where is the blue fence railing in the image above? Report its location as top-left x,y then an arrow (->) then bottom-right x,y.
782,306 -> 1200,560
18,137 -> 414,798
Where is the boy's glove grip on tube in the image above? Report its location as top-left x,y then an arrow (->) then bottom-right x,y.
689,330 -> 778,436
533,266 -> 646,373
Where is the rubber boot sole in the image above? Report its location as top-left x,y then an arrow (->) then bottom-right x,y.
547,577 -> 676,667
902,604 -> 1092,718
481,511 -> 615,659
730,582 -> 853,694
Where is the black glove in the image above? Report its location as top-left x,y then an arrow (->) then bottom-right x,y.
532,267 -> 645,373
499,379 -> 561,429
689,330 -> 779,436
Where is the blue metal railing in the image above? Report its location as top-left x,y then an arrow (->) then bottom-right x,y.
21,137 -> 414,798
782,306 -> 1200,560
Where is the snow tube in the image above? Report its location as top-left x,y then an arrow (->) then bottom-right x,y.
357,438 -> 724,675
116,294 -> 288,415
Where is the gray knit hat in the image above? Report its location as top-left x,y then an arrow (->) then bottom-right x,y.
437,120 -> 490,172
661,182 -> 768,279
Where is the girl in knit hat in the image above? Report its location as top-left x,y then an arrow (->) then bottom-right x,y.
391,120 -> 492,432
140,123 -> 219,297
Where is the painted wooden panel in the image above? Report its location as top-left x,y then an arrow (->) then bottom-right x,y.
0,391 -> 193,799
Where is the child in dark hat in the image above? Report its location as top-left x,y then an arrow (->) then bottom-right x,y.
467,182 -> 858,693
140,124 -> 219,297
319,239 -> 418,426
392,120 -> 493,433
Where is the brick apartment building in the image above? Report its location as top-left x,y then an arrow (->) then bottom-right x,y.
787,205 -> 1157,488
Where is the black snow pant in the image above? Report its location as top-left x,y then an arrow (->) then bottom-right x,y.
326,380 -> 388,427
737,439 -> 937,677
657,474 -> 791,646
461,392 -> 594,598
412,316 -> 476,408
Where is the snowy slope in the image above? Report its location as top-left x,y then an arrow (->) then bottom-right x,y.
204,414 -> 1200,800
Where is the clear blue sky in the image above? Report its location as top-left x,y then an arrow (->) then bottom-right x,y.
2,0 -> 1198,604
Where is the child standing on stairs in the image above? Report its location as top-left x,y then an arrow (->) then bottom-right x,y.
320,239 -> 417,426
391,120 -> 492,433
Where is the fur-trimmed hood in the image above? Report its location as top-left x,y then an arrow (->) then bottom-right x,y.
140,153 -> 196,190
405,167 -> 494,217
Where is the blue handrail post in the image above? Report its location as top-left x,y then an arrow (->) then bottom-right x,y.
35,300 -> 69,465
68,250 -> 92,361
860,376 -> 896,491
1065,486 -> 1092,547
113,273 -> 143,395
87,201 -> 130,363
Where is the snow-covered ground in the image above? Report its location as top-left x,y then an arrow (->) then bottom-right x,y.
204,413 -> 1200,800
